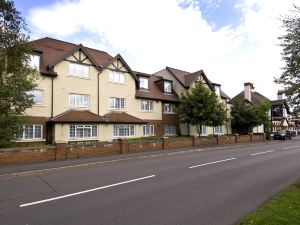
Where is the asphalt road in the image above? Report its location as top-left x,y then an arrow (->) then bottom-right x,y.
1,139 -> 300,225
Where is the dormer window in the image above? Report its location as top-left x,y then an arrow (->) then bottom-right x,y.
164,81 -> 172,93
29,55 -> 40,70
139,77 -> 149,89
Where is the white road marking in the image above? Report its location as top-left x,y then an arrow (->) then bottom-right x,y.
20,175 -> 155,208
189,158 -> 237,169
283,146 -> 299,150
251,150 -> 275,156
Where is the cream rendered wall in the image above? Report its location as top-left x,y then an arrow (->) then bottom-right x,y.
154,69 -> 186,96
99,60 -> 162,120
54,124 -> 68,143
52,51 -> 99,116
25,74 -> 52,117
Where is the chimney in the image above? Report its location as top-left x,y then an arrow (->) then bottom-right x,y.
277,90 -> 285,100
244,82 -> 254,102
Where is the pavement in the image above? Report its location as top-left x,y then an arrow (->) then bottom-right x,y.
1,137 -> 300,225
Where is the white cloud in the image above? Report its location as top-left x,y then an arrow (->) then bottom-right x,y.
28,0 -> 300,99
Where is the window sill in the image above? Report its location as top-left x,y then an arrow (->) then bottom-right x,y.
16,139 -> 46,142
69,106 -> 91,109
140,110 -> 154,113
67,75 -> 90,80
68,138 -> 99,141
163,112 -> 177,114
32,104 -> 46,107
107,81 -> 126,85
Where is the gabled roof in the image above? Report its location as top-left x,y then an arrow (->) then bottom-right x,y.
165,66 -> 229,99
51,110 -> 104,123
102,112 -> 146,124
135,73 -> 179,102
101,54 -> 138,82
271,99 -> 290,114
30,37 -> 113,74
229,91 -> 271,106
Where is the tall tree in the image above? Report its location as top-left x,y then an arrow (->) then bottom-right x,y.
231,101 -> 271,134
275,5 -> 300,112
0,0 -> 36,145
177,81 -> 227,136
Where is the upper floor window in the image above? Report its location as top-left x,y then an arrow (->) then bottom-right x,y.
109,71 -> 125,84
141,100 -> 153,111
139,77 -> 149,89
69,63 -> 90,78
69,94 -> 89,107
19,124 -> 42,140
29,55 -> 40,70
164,81 -> 172,93
164,103 -> 176,113
28,89 -> 43,105
109,97 -> 125,109
69,124 -> 98,139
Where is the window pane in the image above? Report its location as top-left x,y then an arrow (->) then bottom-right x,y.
34,125 -> 42,138
25,125 -> 33,139
69,63 -> 89,78
69,125 -> 75,138
29,55 -> 40,70
92,125 -> 97,137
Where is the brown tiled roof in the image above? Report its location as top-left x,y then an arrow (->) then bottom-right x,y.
166,66 -> 230,99
166,66 -> 190,86
136,74 -> 179,102
229,91 -> 271,105
30,37 -> 113,74
51,110 -> 104,123
102,112 -> 146,124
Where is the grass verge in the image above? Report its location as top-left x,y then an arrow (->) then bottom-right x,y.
238,179 -> 300,225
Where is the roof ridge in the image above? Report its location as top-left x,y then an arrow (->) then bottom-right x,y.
166,66 -> 190,74
32,37 -> 110,55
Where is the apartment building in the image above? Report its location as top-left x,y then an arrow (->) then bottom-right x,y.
21,37 -> 179,144
154,66 -> 232,136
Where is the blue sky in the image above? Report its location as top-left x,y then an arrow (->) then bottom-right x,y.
13,0 -> 300,99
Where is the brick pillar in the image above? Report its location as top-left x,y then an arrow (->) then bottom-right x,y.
235,134 -> 239,143
162,137 -> 168,150
55,142 -> 67,160
250,133 -> 253,142
120,139 -> 129,154
263,133 -> 267,141
192,136 -> 196,147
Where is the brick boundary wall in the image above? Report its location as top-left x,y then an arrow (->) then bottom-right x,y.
0,134 -> 266,165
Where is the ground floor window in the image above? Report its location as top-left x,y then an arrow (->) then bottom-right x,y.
214,126 -> 223,134
143,125 -> 154,136
69,125 -> 98,139
198,125 -> 207,135
164,125 -> 176,136
19,124 -> 42,140
113,125 -> 135,137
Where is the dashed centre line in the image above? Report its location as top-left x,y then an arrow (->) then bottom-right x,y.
20,175 -> 156,208
283,146 -> 300,150
189,158 -> 237,169
251,150 -> 275,156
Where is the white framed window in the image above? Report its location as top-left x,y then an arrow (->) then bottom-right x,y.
109,98 -> 125,110
143,125 -> 154,136
29,55 -> 40,70
164,103 -> 176,113
164,125 -> 176,136
109,71 -> 125,84
198,125 -> 207,135
139,77 -> 149,89
164,81 -> 172,93
69,63 -> 90,78
214,126 -> 223,134
69,94 -> 90,107
113,125 -> 135,137
141,100 -> 153,111
69,125 -> 98,139
28,89 -> 43,105
19,124 -> 42,140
